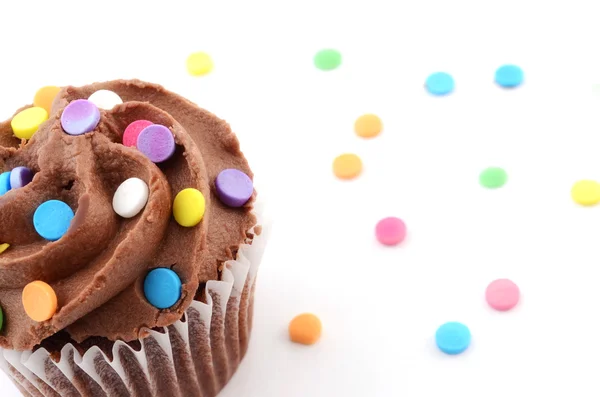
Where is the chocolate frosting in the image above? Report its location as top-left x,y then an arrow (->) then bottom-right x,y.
0,80 -> 257,351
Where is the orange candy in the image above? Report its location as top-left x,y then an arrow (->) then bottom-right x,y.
289,313 -> 322,345
22,281 -> 58,322
333,153 -> 362,180
354,114 -> 382,138
33,86 -> 61,114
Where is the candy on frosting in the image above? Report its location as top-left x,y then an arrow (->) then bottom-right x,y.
215,168 -> 254,207
33,86 -> 62,114
144,268 -> 182,309
22,281 -> 57,322
173,188 -> 206,227
33,200 -> 74,241
11,107 -> 48,139
88,89 -> 123,110
9,166 -> 33,189
61,99 -> 101,135
0,243 -> 9,255
137,124 -> 176,163
0,172 -> 10,195
112,177 -> 149,218
122,119 -> 153,147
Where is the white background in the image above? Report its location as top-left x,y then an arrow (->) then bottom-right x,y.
1,0 -> 600,396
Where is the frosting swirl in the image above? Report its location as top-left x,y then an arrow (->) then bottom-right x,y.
0,80 -> 257,350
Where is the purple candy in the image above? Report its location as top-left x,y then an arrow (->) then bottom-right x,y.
61,99 -> 101,136
9,166 -> 33,189
136,125 -> 176,163
215,169 -> 253,207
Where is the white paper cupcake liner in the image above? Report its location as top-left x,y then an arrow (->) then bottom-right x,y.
0,200 -> 268,397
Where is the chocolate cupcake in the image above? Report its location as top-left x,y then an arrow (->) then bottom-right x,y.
0,80 -> 268,396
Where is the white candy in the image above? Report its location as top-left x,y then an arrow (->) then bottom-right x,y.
88,89 -> 123,110
112,177 -> 149,218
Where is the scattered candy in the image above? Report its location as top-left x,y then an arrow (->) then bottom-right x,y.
61,99 -> 101,136
33,86 -> 61,114
0,172 -> 11,196
33,200 -> 74,241
9,166 -> 33,189
333,153 -> 362,180
11,107 -> 49,139
375,217 -> 407,246
435,322 -> 471,355
0,243 -> 9,255
112,177 -> 149,218
571,180 -> 600,206
88,89 -> 123,110
479,167 -> 507,188
486,279 -> 520,311
137,124 -> 176,163
173,188 -> 206,227
425,72 -> 455,96
123,120 -> 153,147
314,49 -> 342,71
289,313 -> 322,345
354,114 -> 382,138
186,52 -> 214,76
22,281 -> 58,322
495,64 -> 524,88
215,169 -> 253,207
144,268 -> 182,309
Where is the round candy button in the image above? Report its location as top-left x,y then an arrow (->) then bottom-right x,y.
173,188 -> 206,227
112,177 -> 149,218
314,49 -> 342,71
10,166 -> 33,189
0,172 -> 11,196
354,114 -> 383,138
375,217 -> 407,246
61,99 -> 101,135
123,120 -> 153,148
435,322 -> 471,355
0,243 -> 9,255
33,200 -> 74,241
215,169 -> 253,207
137,124 -> 176,163
495,64 -> 524,88
186,52 -> 214,76
144,268 -> 182,309
22,280 -> 58,322
333,153 -> 362,180
88,89 -> 123,110
425,72 -> 455,96
486,279 -> 520,311
289,313 -> 322,345
571,180 -> 600,206
34,86 -> 61,114
11,107 -> 48,139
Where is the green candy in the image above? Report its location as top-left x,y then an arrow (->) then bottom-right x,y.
0,305 -> 3,331
314,49 -> 342,71
479,167 -> 508,188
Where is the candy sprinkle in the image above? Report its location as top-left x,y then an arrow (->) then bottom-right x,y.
354,114 -> 383,138
314,49 -> 342,71
137,124 -> 176,163
11,107 -> 48,139
435,322 -> 471,355
112,177 -> 149,218
333,153 -> 362,180
495,64 -> 524,88
571,180 -> 600,206
0,304 -> 3,331
425,72 -> 455,96
33,200 -> 74,241
486,279 -> 520,311
479,167 -> 508,189
186,52 -> 214,76
88,89 -> 123,110
61,99 -> 101,136
0,172 -> 11,196
375,217 -> 407,246
33,86 -> 61,114
22,280 -> 58,322
144,268 -> 182,309
215,169 -> 254,207
123,120 -> 153,148
289,313 -> 322,345
0,243 -> 9,255
9,166 -> 33,189
173,188 -> 206,227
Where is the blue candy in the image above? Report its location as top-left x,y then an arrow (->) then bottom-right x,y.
435,321 -> 471,355
495,64 -> 524,88
144,268 -> 182,309
0,172 -> 10,196
425,72 -> 455,96
33,200 -> 74,241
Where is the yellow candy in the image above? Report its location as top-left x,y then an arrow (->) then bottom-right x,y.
0,243 -> 9,255
571,180 -> 600,206
173,188 -> 206,227
11,107 -> 48,139
186,52 -> 214,76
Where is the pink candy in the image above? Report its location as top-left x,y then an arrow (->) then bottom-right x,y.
375,217 -> 407,246
123,120 -> 153,147
485,279 -> 520,311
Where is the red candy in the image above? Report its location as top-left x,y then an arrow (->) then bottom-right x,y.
123,120 -> 153,148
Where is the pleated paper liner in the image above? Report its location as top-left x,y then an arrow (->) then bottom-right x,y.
0,201 -> 268,397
